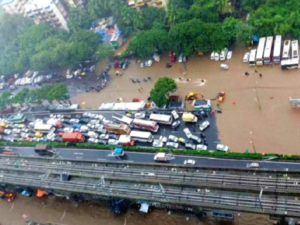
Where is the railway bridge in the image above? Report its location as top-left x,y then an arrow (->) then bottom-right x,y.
0,155 -> 299,219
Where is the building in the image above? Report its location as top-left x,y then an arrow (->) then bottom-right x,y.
64,0 -> 84,8
127,0 -> 169,9
0,0 -> 69,30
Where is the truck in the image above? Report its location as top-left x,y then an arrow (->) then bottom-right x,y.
112,147 -> 125,157
61,132 -> 85,143
34,144 -> 54,156
118,135 -> 135,146
154,153 -> 168,162
47,118 -> 63,128
182,113 -> 198,123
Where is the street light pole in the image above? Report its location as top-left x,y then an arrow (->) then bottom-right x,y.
250,131 -> 257,154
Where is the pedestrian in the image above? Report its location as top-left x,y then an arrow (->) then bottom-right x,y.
183,71 -> 186,76
201,95 -> 204,98
183,62 -> 187,70
138,88 -> 141,93
259,73 -> 262,78
255,70 -> 258,73
245,72 -> 249,76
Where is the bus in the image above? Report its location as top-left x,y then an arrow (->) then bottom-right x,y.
129,131 -> 153,142
281,58 -> 299,70
263,36 -> 273,64
273,35 -> 282,64
149,114 -> 173,125
291,40 -> 299,59
112,113 -> 133,127
132,119 -> 159,132
282,40 -> 291,60
105,123 -> 131,135
249,49 -> 257,66
255,37 -> 266,66
34,123 -> 54,133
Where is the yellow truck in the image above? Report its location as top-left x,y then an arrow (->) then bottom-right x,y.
182,113 -> 198,123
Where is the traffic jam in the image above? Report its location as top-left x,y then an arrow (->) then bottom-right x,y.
0,110 -> 229,158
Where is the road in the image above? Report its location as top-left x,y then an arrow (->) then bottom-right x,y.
10,146 -> 300,171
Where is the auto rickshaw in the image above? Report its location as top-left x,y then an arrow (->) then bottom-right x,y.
0,191 -> 16,202
35,132 -> 43,138
218,91 -> 226,103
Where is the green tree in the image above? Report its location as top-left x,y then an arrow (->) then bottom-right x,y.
0,91 -> 12,108
141,7 -> 166,30
11,88 -> 29,106
95,43 -> 114,61
67,8 -> 93,32
236,23 -> 253,44
150,77 -> 177,107
49,84 -> 69,103
221,17 -> 240,43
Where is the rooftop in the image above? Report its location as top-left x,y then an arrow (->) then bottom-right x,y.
0,0 -> 14,6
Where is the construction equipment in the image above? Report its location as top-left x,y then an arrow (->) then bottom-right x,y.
185,92 -> 201,101
218,91 -> 226,103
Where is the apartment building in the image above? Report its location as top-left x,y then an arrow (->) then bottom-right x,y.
65,0 -> 84,8
127,0 -> 169,9
0,0 -> 69,31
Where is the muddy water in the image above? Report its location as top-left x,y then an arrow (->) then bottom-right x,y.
0,196 -> 272,225
73,45 -> 300,155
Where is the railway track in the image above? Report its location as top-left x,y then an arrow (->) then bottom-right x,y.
0,157 -> 299,193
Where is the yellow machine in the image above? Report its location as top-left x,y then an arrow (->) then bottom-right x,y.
35,132 -> 43,138
185,92 -> 201,101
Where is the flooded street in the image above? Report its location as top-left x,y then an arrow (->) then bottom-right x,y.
72,45 -> 300,155
0,196 -> 272,225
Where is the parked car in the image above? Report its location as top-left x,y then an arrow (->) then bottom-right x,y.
185,143 -> 196,150
227,51 -> 232,60
178,53 -> 183,63
196,144 -> 208,150
108,139 -> 118,145
87,138 -> 99,143
166,142 -> 179,149
243,52 -> 250,63
210,52 -> 215,60
134,112 -> 146,119
3,129 -> 11,135
190,135 -> 201,144
168,135 -> 178,142
98,139 -> 107,145
216,144 -> 229,152
153,139 -> 164,148
171,120 -> 181,129
63,127 -> 74,133
99,134 -> 109,140
220,64 -> 229,70
171,110 -> 179,120
70,119 -> 80,123
199,121 -> 210,131
108,134 -> 119,140
184,159 -> 196,165
178,137 -> 186,145
219,48 -> 228,61
214,52 -> 220,61
183,128 -> 192,139
247,162 -> 260,168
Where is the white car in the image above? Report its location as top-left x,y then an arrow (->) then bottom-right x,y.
168,135 -> 178,142
69,119 -> 80,123
87,123 -> 95,129
216,144 -> 229,152
96,115 -> 104,121
3,129 -> 11,135
90,120 -> 100,125
12,128 -> 21,133
214,52 -> 220,61
183,128 -> 192,139
83,112 -> 92,117
219,48 -> 228,61
87,138 -> 99,143
247,162 -> 260,168
227,51 -> 232,60
166,142 -> 179,149
184,159 -> 196,165
153,139 -> 164,148
108,139 -> 118,145
220,64 -> 229,70
210,52 -> 215,60
135,112 -> 146,119
99,134 -> 109,140
102,119 -> 112,125
178,53 -> 183,63
243,52 -> 250,63
185,143 -> 196,150
171,110 -> 179,120
199,121 -> 210,131
159,136 -> 168,143
196,144 -> 208,150
63,127 -> 74,133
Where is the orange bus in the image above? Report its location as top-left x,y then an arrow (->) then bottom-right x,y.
105,123 -> 131,135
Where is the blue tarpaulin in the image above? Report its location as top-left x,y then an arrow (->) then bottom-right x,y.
252,35 -> 259,43
114,147 -> 123,155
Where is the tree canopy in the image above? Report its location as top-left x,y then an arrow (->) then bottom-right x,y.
150,77 -> 177,108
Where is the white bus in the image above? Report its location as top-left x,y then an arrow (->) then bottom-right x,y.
273,35 -> 282,64
291,40 -> 299,59
129,131 -> 153,142
282,40 -> 291,60
256,37 -> 266,66
112,114 -> 133,127
249,49 -> 257,66
263,36 -> 273,64
132,119 -> 159,132
34,123 -> 54,133
149,114 -> 173,125
281,58 -> 299,70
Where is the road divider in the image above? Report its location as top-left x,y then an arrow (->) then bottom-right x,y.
1,141 -> 299,161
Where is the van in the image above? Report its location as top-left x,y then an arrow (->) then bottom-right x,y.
191,135 -> 201,143
34,144 -> 53,155
220,64 -> 229,70
220,48 -> 228,61
154,153 -> 167,162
